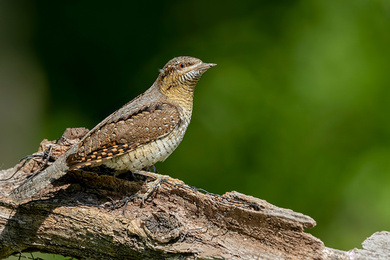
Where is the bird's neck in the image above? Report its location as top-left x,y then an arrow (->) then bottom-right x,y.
157,81 -> 195,114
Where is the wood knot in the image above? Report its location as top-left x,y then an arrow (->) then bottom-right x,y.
143,211 -> 183,243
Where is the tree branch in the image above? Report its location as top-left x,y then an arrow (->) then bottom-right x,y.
0,128 -> 389,259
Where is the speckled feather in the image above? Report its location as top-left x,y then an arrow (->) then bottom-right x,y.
66,102 -> 181,170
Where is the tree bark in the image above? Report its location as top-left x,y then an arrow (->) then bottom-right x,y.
0,128 -> 389,259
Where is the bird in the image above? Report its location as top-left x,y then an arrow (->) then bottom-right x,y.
9,56 -> 216,202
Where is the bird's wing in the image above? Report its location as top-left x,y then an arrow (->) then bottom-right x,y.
66,102 -> 181,169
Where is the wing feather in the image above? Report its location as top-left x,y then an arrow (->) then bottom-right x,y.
66,102 -> 180,169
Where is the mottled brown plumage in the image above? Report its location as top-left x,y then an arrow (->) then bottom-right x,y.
67,56 -> 216,172
10,56 -> 216,202
66,102 -> 181,170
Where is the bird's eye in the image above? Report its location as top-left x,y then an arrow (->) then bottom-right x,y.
179,63 -> 185,68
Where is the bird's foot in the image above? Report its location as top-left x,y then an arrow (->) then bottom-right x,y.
133,170 -> 170,202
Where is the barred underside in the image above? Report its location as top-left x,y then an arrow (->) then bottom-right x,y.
102,117 -> 190,171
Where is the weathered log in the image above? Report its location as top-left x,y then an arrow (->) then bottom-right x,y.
0,128 -> 388,259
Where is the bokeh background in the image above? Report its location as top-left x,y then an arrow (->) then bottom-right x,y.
1,0 -> 390,254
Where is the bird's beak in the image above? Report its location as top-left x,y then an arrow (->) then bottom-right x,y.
205,63 -> 217,68
194,62 -> 217,72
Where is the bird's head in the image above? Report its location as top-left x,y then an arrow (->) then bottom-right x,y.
157,56 -> 216,102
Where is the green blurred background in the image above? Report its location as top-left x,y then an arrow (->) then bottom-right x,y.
1,0 -> 390,254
